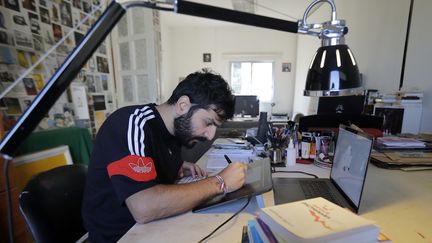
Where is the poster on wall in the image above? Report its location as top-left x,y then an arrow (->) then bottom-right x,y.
22,0 -> 37,12
23,77 -> 37,95
0,0 -> 113,136
96,56 -> 109,73
0,30 -> 15,46
93,110 -> 105,131
28,12 -> 41,35
70,83 -> 90,120
60,2 -> 73,28
14,30 -> 34,49
5,0 -> 20,12
92,94 -> 106,111
3,97 -> 22,116
32,34 -> 45,51
39,6 -> 51,24
0,46 -> 17,64
19,97 -> 33,111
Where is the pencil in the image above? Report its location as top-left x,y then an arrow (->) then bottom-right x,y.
224,154 -> 232,164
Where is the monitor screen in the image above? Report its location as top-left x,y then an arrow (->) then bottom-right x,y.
234,95 -> 259,117
317,95 -> 365,114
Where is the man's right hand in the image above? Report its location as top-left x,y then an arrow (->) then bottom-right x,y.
217,162 -> 247,193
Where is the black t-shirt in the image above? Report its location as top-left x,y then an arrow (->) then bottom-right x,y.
82,104 -> 183,242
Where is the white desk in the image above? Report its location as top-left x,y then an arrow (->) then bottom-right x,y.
119,156 -> 432,243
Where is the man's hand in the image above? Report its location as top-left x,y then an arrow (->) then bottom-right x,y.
218,162 -> 247,193
178,161 -> 207,178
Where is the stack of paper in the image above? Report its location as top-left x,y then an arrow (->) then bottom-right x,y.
376,137 -> 426,148
206,148 -> 253,170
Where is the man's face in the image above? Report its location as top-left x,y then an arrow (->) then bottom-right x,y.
174,107 -> 222,148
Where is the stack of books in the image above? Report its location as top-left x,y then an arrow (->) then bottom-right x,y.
244,197 -> 390,243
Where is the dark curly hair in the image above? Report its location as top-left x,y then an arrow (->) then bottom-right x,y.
167,69 -> 235,121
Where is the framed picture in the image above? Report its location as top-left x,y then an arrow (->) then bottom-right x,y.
203,53 -> 211,62
282,62 -> 291,72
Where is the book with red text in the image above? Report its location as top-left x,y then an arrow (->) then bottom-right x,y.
258,197 -> 380,243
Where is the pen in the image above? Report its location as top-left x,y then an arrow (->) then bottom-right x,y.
224,154 -> 232,164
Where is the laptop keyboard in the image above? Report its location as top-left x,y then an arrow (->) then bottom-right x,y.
299,180 -> 340,204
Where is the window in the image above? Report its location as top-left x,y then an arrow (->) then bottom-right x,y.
230,61 -> 274,102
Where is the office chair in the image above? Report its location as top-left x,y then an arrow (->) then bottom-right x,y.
19,164 -> 88,243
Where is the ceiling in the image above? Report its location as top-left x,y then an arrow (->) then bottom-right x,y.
160,0 -> 316,28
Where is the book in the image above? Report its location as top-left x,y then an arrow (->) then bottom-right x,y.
247,218 -> 278,243
258,197 -> 380,243
255,218 -> 280,243
247,219 -> 264,243
242,225 -> 250,243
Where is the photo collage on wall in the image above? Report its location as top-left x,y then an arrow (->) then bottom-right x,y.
0,0 -> 115,137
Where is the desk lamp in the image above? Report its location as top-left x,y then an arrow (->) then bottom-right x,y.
0,1 -> 361,241
174,0 -> 362,97
0,0 -> 362,156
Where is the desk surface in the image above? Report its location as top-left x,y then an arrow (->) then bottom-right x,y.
119,153 -> 432,243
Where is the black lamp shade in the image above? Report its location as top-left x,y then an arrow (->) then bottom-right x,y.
304,44 -> 362,97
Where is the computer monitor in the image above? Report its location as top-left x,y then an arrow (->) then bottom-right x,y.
234,95 -> 260,117
317,95 -> 365,115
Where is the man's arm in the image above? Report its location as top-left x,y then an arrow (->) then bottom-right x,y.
125,162 -> 246,224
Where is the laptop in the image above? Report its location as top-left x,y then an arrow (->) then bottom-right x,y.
192,158 -> 273,212
272,125 -> 373,213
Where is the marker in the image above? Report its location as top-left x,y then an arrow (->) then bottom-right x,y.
224,154 -> 232,164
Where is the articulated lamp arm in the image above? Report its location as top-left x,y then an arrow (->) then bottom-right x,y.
0,0 -> 347,156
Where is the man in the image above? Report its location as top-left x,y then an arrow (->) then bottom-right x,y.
82,69 -> 247,242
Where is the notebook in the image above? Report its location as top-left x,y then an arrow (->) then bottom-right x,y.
192,158 -> 273,212
272,125 -> 373,213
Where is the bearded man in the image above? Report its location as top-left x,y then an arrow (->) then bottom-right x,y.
82,69 -> 247,243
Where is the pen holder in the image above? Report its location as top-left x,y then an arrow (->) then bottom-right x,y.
269,148 -> 283,164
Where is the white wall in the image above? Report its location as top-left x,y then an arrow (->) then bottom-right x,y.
292,34 -> 320,117
159,22 -> 297,115
160,20 -> 174,103
404,0 -> 432,131
293,0 -> 410,117
339,0 -> 409,92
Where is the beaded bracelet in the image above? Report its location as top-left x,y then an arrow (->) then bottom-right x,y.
215,175 -> 227,194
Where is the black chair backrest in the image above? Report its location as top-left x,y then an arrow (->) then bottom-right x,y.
19,164 -> 87,243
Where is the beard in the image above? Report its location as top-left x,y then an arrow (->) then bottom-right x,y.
174,109 -> 207,148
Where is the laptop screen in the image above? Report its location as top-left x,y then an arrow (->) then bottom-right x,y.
330,126 -> 373,208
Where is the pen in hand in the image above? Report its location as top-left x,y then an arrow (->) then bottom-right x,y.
224,154 -> 232,164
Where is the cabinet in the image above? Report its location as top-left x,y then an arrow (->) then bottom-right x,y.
0,160 -> 32,243
0,113 -> 32,243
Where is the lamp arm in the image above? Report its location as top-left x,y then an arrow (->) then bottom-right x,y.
302,0 -> 337,25
173,0 -> 299,33
297,0 -> 348,44
0,0 -> 298,156
0,0 -> 346,156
